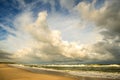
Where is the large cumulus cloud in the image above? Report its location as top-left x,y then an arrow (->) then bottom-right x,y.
0,10 -> 113,64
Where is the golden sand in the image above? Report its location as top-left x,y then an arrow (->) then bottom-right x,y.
0,64 -> 76,80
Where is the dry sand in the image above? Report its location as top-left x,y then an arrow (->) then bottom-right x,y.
0,64 -> 76,80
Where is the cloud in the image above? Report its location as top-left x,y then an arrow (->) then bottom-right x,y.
75,0 -> 120,34
39,0 -> 75,12
0,50 -> 12,62
1,10 -> 113,64
75,0 -> 120,62
60,0 -> 75,11
47,12 -> 102,44
0,0 -> 119,64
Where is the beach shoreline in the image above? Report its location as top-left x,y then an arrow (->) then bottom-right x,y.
0,64 -> 120,80
8,64 -> 120,80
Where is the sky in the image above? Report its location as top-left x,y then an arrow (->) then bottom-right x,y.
0,0 -> 120,64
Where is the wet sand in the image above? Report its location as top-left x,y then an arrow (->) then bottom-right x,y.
0,64 -> 75,80
0,64 -> 119,80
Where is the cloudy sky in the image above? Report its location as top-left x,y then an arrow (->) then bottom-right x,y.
0,0 -> 120,64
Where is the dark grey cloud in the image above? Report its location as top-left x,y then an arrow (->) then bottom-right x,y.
0,50 -> 12,62
93,0 -> 120,63
76,0 -> 120,63
96,0 -> 120,31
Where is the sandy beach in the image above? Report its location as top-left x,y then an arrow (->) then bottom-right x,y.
0,64 -> 75,80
